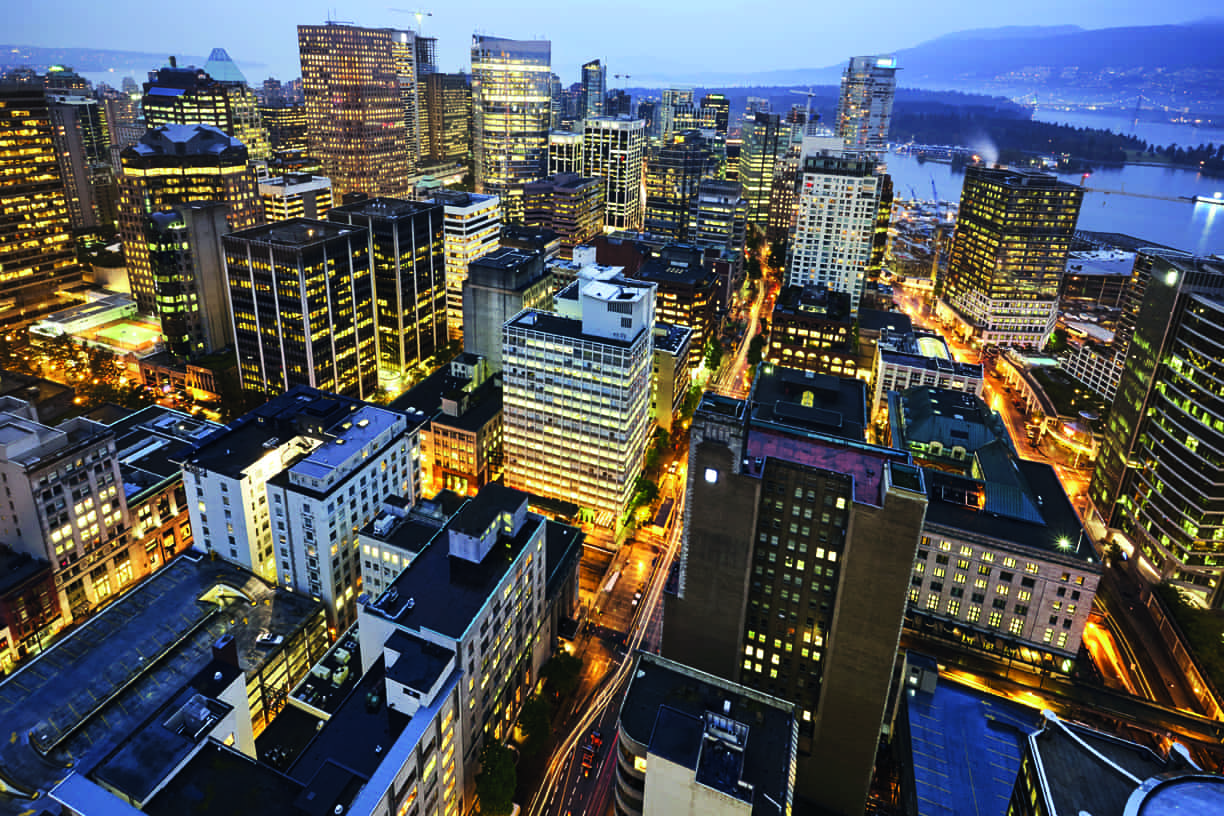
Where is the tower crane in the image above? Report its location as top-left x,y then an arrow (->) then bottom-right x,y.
389,8 -> 432,32
789,88 -> 821,129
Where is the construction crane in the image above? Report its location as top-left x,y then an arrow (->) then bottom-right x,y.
789,88 -> 820,128
614,74 -> 632,81
930,176 -> 939,207
389,8 -> 432,32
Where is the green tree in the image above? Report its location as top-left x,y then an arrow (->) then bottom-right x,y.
703,338 -> 724,372
476,741 -> 516,816
746,255 -> 762,281
747,335 -> 767,367
541,650 -> 583,700
518,695 -> 552,757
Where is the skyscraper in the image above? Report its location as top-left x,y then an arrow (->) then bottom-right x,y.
663,367 -> 928,813
118,124 -> 262,316
390,29 -> 436,169
327,197 -> 448,381
582,116 -> 646,230
581,59 -> 606,119
298,23 -> 413,198
836,54 -> 898,152
738,112 -> 783,229
690,179 -> 748,257
427,190 -> 501,343
1088,251 -> 1224,605
503,267 -> 655,529
142,57 -> 271,161
699,92 -> 731,137
548,130 -> 584,175
144,202 -> 232,358
786,136 -> 888,314
659,86 -> 694,140
644,130 -> 712,240
422,72 -> 471,166
224,218 -> 378,399
470,36 -> 552,221
938,166 -> 1083,347
0,78 -> 82,325
47,93 -> 113,230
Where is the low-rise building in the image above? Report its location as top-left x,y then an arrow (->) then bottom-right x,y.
0,547 -> 61,672
258,172 -> 334,222
886,387 -> 1011,472
652,322 -> 693,433
628,244 -> 719,362
765,285 -> 858,379
873,331 -> 982,418
614,651 -> 798,816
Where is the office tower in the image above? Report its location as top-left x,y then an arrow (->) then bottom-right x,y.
390,29 -> 436,169
327,197 -> 447,381
118,124 -> 262,315
258,103 -> 308,164
738,112 -> 783,229
767,146 -> 800,245
939,166 -> 1083,347
690,179 -> 748,256
615,652 -> 797,816
144,202 -> 232,357
836,54 -> 898,151
523,174 -> 605,257
1089,252 -> 1224,605
581,59 -> 606,118
259,173 -> 334,221
644,130 -> 712,240
463,246 -> 552,370
0,79 -> 82,326
559,82 -> 585,131
501,223 -> 562,261
699,93 -> 731,137
549,71 -> 563,129
786,136 -> 889,315
0,398 -> 132,617
179,386 -> 422,628
422,72 -> 471,165
142,57 -> 271,161
628,245 -> 718,358
605,88 -> 631,117
470,35 -> 552,220
583,116 -> 646,230
298,23 -> 413,198
427,190 -> 501,343
503,268 -> 655,529
548,130 -> 584,175
765,285 -> 857,378
224,218 -> 378,399
659,87 -> 694,139
47,93 -> 112,230
636,100 -> 657,139
43,65 -> 90,96
663,368 -> 928,813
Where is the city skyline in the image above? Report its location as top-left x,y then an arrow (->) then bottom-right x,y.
6,4 -> 1223,83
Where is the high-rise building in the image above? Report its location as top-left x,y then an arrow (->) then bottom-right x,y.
938,166 -> 1083,347
581,59 -> 606,119
699,92 -> 731,137
258,103 -> 309,165
627,245 -> 718,358
523,173 -> 605,257
690,178 -> 748,259
390,29 -> 436,170
738,112 -> 783,230
636,100 -> 657,139
118,124 -> 262,316
422,72 -> 471,166
503,267 -> 655,529
141,57 -> 271,161
463,246 -> 552,371
548,130 -> 583,175
767,145 -> 800,245
259,172 -> 334,221
298,23 -> 413,198
179,386 -> 423,629
47,93 -> 113,230
1089,251 -> 1224,605
427,190 -> 501,343
327,197 -> 448,381
0,79 -> 82,326
786,136 -> 889,315
549,72 -> 563,129
604,88 -> 631,117
582,116 -> 646,230
224,218 -> 378,399
836,54 -> 897,152
659,87 -> 694,139
644,130 -> 712,240
471,36 -> 552,220
144,202 -> 232,358
663,367 -> 928,813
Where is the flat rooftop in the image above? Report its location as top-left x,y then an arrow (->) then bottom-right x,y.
142,741 -> 306,816
859,307 -> 913,335
0,556 -> 322,807
506,309 -> 640,348
328,196 -> 439,220
228,218 -> 359,247
653,321 -> 692,355
749,365 -> 867,442
109,406 -> 222,501
746,428 -> 907,507
619,652 -> 795,816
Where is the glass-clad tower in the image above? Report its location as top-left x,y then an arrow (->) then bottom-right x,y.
836,55 -> 897,152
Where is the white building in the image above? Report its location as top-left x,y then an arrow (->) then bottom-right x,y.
503,266 -> 655,529
548,130 -> 584,175
258,173 -> 334,222
786,135 -> 885,315
872,331 -> 983,417
835,55 -> 897,152
178,387 -> 426,630
429,190 -> 501,343
582,116 -> 646,230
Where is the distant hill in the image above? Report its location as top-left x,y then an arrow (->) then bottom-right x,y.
0,44 -> 263,76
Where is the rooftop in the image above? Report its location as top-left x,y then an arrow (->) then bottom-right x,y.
858,307 -> 913,336
0,556 -> 322,807
226,217 -> 359,248
125,123 -> 247,161
746,428 -> 906,507
653,321 -> 693,355
108,406 -> 222,502
142,741 -> 305,816
506,310 -> 639,349
618,652 -> 795,816
748,365 -> 867,442
889,388 -> 1011,463
772,285 -> 852,323
328,196 -> 439,220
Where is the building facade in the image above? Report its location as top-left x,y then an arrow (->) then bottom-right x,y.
463,246 -> 553,372
422,72 -> 471,166
548,130 -> 584,175
836,55 -> 897,152
644,130 -> 712,240
141,61 -> 271,161
523,173 -> 605,257
581,59 -> 606,119
738,112 -> 783,229
428,190 -> 501,343
224,218 -> 378,399
259,173 -> 334,222
583,116 -> 646,231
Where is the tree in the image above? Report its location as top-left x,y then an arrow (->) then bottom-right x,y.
703,338 -> 724,372
746,255 -> 762,281
518,695 -> 552,757
541,650 -> 583,700
476,741 -> 516,816
747,335 -> 767,367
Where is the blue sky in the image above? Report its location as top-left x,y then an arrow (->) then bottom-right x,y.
8,1 -> 1222,84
